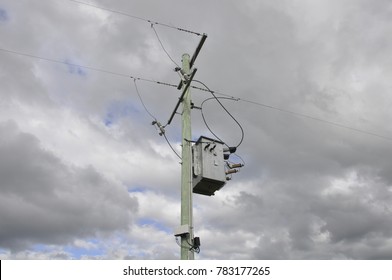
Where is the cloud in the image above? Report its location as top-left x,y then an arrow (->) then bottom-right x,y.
1,0 -> 392,260
0,121 -> 137,251
0,8 -> 8,22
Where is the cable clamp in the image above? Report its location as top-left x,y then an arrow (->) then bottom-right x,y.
191,102 -> 201,110
152,120 -> 165,136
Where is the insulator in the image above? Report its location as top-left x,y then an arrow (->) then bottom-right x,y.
223,147 -> 237,153
226,169 -> 238,175
229,163 -> 244,169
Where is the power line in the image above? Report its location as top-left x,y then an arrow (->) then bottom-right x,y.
65,0 -> 189,68
194,80 -> 245,148
132,79 -> 181,160
0,47 -> 131,78
189,83 -> 392,143
2,46 -> 392,143
130,76 -> 177,89
133,78 -> 157,121
0,46 -> 182,159
237,98 -> 392,142
163,132 -> 182,160
62,1 -> 199,70
151,24 -> 180,68
63,0 -> 202,36
0,47 -> 179,86
200,96 -> 244,148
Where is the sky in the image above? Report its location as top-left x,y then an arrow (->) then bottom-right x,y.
1,0 -> 392,260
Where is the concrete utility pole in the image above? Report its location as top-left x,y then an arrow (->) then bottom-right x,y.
180,53 -> 194,260
167,34 -> 206,260
172,33 -> 242,260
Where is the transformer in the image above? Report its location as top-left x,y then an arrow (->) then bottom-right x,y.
192,136 -> 226,196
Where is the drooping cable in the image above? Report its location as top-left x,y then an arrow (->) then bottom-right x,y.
151,24 -> 180,68
191,83 -> 392,143
63,0 -> 203,36
195,80 -> 245,148
132,79 -> 181,160
133,78 -> 157,121
200,97 -> 230,146
163,132 -> 181,160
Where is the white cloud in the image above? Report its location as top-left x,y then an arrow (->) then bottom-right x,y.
1,0 -> 392,260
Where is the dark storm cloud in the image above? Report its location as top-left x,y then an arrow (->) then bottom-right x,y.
0,121 -> 138,251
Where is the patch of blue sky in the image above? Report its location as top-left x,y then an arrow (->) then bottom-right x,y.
0,248 -> 9,255
63,59 -> 88,77
31,244 -> 49,252
127,185 -> 148,193
163,124 -> 183,143
170,132 -> 182,143
104,113 -> 114,127
138,218 -> 171,234
0,8 -> 8,22
28,244 -> 69,258
104,99 -> 141,126
64,240 -> 105,259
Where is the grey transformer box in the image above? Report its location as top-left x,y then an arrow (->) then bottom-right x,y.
192,136 -> 226,196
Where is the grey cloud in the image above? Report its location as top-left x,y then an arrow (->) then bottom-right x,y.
2,0 -> 392,259
0,121 -> 138,251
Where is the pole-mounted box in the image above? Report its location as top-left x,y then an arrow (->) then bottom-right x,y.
192,136 -> 226,196
174,224 -> 190,237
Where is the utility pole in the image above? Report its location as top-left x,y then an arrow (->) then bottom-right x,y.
170,34 -> 242,260
168,34 -> 207,260
180,53 -> 194,260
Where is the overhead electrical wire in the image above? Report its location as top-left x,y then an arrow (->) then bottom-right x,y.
0,46 -> 182,160
63,0 -> 203,36
162,133 -> 182,160
200,96 -> 241,147
150,24 -> 180,68
194,80 -> 245,148
63,0 -> 199,70
2,46 -> 392,143
64,0 -> 192,70
0,47 -> 131,78
130,76 -> 177,89
132,79 -> 181,160
237,98 -> 392,142
191,82 -> 392,143
133,78 -> 157,121
0,47 -> 178,86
